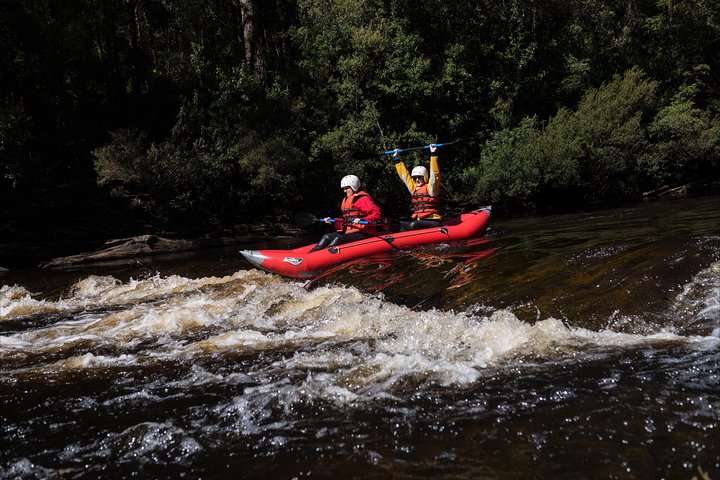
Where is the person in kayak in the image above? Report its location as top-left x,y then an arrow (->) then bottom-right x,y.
308,174 -> 383,252
392,144 -> 441,231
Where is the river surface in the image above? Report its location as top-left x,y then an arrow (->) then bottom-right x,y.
1,195 -> 719,479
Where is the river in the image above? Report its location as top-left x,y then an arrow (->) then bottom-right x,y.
1,195 -> 718,479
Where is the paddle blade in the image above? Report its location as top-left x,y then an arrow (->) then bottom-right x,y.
294,212 -> 320,227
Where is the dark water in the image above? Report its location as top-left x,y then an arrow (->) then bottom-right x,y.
1,196 -> 719,479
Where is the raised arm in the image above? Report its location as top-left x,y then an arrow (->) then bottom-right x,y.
427,148 -> 440,197
393,149 -> 416,194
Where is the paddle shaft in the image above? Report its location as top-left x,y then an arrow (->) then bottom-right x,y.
320,218 -> 377,225
382,140 -> 459,155
295,212 -> 380,227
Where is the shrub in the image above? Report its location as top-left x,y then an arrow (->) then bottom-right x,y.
461,67 -> 661,210
572,66 -> 657,200
640,84 -> 720,185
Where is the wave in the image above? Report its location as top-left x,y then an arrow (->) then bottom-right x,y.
670,261 -> 720,335
2,268 -> 718,399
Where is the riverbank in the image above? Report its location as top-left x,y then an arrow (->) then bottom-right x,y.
3,181 -> 718,273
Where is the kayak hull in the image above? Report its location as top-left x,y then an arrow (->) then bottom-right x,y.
241,206 -> 491,279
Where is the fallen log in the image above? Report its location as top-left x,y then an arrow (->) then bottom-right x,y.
39,234 -> 270,268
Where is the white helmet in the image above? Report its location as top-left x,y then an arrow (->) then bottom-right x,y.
411,166 -> 428,182
340,174 -> 361,192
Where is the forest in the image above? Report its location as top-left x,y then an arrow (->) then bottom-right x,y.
1,0 -> 719,238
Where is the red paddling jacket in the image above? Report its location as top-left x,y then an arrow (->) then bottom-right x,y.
339,191 -> 382,234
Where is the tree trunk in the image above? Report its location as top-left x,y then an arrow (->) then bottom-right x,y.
239,0 -> 266,80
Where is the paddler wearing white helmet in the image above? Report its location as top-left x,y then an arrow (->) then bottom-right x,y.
309,174 -> 383,252
392,143 -> 442,231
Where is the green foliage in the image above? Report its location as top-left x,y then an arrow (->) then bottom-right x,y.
463,67 -> 662,209
3,0 -> 720,228
573,66 -> 657,199
0,95 -> 33,191
640,85 -> 720,184
463,117 -> 544,210
462,109 -> 582,211
92,64 -> 306,224
643,0 -> 720,106
93,129 -> 149,188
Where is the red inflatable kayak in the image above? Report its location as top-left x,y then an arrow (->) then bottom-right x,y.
240,207 -> 491,279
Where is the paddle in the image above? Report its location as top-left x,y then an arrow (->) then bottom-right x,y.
294,212 -> 403,252
294,212 -> 379,228
295,212 -> 335,228
352,139 -> 461,160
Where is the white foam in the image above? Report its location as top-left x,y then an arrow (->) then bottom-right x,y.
0,284 -> 64,319
3,269 -> 718,396
102,421 -> 203,462
53,352 -> 138,369
0,335 -> 31,349
671,261 -> 720,329
0,458 -> 56,479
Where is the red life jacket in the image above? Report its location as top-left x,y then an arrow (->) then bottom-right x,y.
410,184 -> 440,219
341,193 -> 378,234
